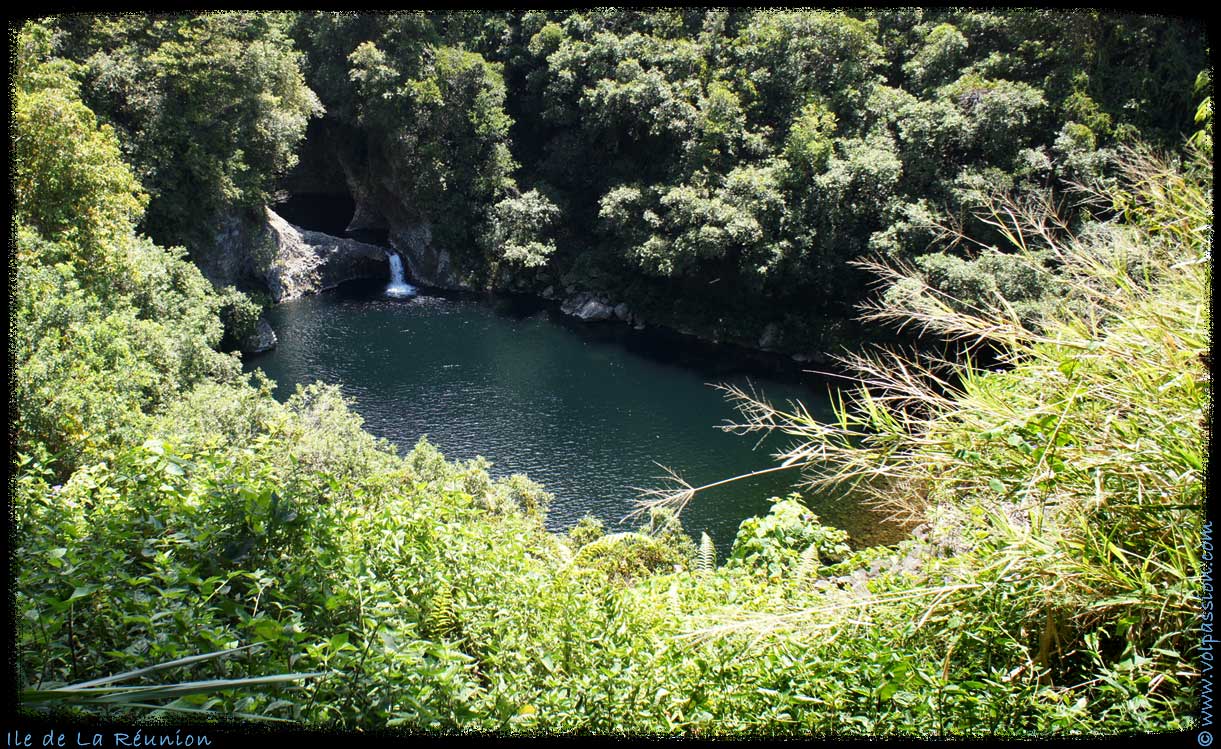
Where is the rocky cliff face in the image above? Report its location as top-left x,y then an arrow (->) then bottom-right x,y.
390,222 -> 465,290
263,208 -> 388,302
195,210 -> 276,292
198,205 -> 392,354
201,204 -> 390,302
240,317 -> 279,354
332,141 -> 470,291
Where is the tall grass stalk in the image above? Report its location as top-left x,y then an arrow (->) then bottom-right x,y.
21,645 -> 323,721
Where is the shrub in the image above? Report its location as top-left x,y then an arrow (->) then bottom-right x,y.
726,495 -> 850,578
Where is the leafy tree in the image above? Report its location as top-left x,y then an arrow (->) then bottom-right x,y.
903,22 -> 969,91
52,13 -> 322,249
13,21 -> 239,474
13,24 -> 146,271
295,15 -> 520,280
784,101 -> 838,176
483,189 -> 561,269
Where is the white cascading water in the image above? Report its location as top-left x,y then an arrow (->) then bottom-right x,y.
385,252 -> 417,298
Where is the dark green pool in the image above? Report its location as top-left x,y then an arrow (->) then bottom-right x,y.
245,279 -> 893,550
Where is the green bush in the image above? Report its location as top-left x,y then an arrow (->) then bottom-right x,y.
566,515 -> 607,548
727,495 -> 850,578
217,286 -> 263,349
54,13 -> 322,248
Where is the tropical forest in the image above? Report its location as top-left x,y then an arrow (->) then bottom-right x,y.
9,10 -> 1213,738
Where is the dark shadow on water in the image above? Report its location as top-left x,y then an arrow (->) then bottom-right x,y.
318,278 -> 835,392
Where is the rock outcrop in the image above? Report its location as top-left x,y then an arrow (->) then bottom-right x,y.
390,223 -> 466,290
264,208 -> 388,302
560,292 -> 643,325
192,210 -> 275,292
240,316 -> 278,354
561,292 -> 616,322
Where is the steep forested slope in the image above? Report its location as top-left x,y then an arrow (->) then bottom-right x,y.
50,10 -> 1209,354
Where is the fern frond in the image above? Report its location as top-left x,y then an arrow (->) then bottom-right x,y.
423,587 -> 458,641
697,532 -> 717,574
796,543 -> 822,585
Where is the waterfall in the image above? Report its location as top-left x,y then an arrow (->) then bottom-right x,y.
385,252 -> 417,298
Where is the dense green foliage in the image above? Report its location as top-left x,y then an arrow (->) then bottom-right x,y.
283,10 -> 1203,352
13,24 -> 242,474
288,13 -> 549,279
48,11 -> 1207,353
11,12 -> 1210,738
50,13 -> 321,250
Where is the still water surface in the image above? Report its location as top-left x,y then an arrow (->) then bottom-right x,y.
246,279 -> 891,550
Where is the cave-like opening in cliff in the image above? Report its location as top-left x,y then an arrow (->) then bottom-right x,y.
272,119 -> 389,246
273,192 -> 358,237
273,177 -> 391,248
